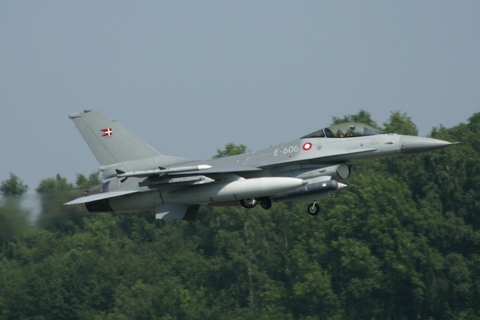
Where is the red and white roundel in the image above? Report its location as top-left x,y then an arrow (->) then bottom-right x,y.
303,142 -> 312,151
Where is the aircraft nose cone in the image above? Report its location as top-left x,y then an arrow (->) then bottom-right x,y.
400,136 -> 452,154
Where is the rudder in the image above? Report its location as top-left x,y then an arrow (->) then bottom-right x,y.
69,110 -> 161,166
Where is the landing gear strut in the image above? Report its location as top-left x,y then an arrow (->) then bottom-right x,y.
307,202 -> 320,216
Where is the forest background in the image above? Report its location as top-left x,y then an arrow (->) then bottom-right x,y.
0,110 -> 479,319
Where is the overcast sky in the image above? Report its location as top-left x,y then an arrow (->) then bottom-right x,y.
1,1 -> 479,190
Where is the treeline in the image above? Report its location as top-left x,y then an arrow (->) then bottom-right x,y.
0,111 -> 479,319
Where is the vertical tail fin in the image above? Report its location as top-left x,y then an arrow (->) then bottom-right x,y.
69,110 -> 161,166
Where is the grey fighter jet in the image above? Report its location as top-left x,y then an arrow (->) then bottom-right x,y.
65,110 -> 454,219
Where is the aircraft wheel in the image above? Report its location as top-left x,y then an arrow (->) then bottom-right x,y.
259,197 -> 272,210
307,202 -> 320,216
240,198 -> 257,209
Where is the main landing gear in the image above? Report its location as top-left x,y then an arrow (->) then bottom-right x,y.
307,202 -> 320,216
240,198 -> 257,209
240,197 -> 272,210
240,197 -> 319,216
259,197 -> 272,210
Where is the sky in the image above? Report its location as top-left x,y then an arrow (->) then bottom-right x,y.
1,1 -> 479,191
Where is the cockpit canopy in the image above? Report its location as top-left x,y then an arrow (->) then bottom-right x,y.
301,122 -> 384,139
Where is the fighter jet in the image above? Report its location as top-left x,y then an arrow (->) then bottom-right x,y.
65,110 -> 454,220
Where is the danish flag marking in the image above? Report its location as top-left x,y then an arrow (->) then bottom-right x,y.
101,128 -> 113,137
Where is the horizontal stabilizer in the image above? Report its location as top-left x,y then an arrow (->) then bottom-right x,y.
64,190 -> 139,205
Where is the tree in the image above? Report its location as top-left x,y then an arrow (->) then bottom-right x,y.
0,200 -> 29,251
75,172 -> 101,191
383,111 -> 418,135
213,143 -> 247,158
0,173 -> 28,197
35,174 -> 87,232
331,110 -> 379,128
2,112 -> 480,319
36,174 -> 74,193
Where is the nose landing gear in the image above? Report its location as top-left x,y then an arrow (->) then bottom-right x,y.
307,202 -> 320,216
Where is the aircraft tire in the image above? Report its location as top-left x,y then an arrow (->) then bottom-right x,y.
241,198 -> 257,209
307,203 -> 320,216
259,197 -> 272,210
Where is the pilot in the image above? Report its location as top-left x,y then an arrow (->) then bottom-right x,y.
346,125 -> 356,137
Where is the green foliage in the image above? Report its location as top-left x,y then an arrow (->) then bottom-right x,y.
36,174 -> 74,193
383,111 -> 418,135
1,112 -> 480,318
76,172 -> 101,191
35,173 -> 101,233
213,143 -> 247,158
0,199 -> 29,249
0,173 -> 28,197
331,109 -> 379,128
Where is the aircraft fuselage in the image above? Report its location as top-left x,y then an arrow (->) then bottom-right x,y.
65,110 -> 453,219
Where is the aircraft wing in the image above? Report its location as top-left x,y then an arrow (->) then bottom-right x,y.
64,190 -> 139,205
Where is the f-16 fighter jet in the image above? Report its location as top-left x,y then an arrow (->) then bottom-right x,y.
65,110 -> 454,220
